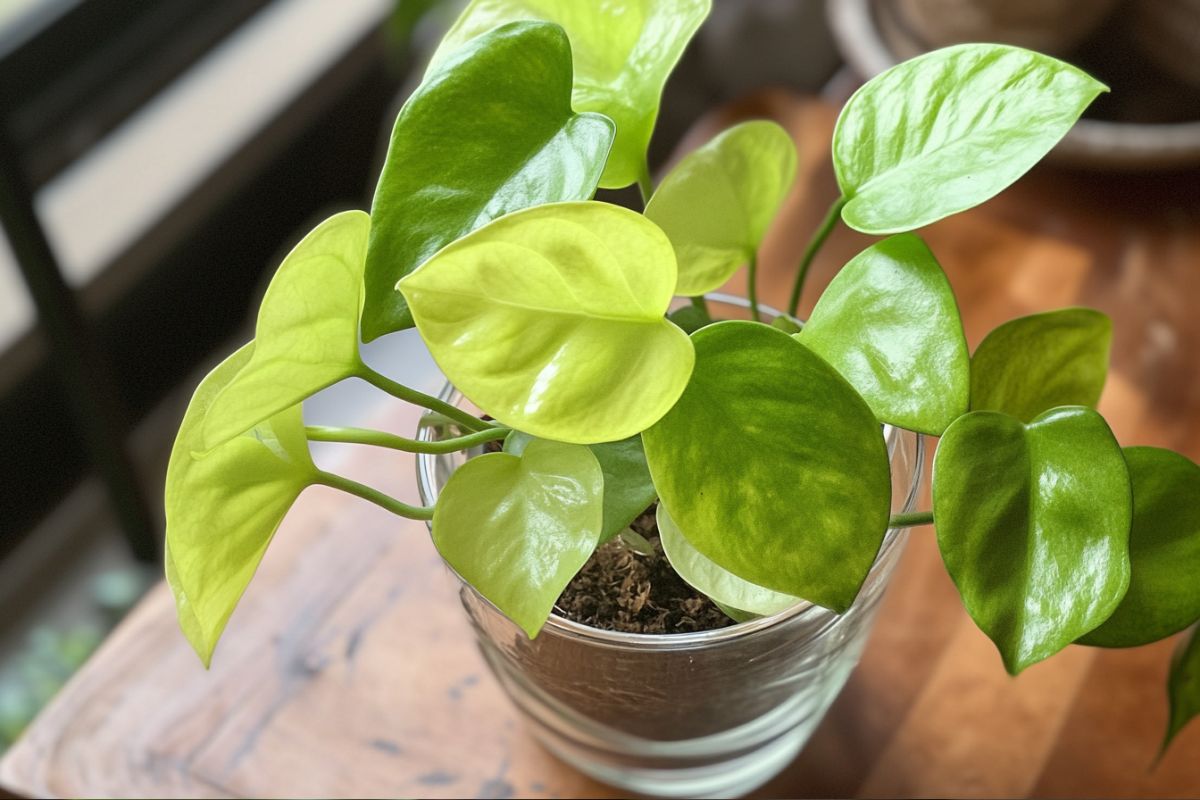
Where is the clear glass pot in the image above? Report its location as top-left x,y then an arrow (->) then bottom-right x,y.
415,295 -> 925,799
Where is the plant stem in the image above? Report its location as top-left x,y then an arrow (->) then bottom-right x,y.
787,196 -> 847,317
637,160 -> 654,208
747,252 -> 760,321
357,364 -> 491,432
889,510 -> 934,529
689,294 -> 711,320
307,425 -> 509,453
316,471 -> 434,520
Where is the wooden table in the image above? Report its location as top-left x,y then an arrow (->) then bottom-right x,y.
4,95 -> 1200,799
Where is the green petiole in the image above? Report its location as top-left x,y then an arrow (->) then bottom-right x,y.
889,510 -> 934,529
787,196 -> 847,317
357,363 -> 493,432
316,470 -> 435,520
306,424 -> 509,454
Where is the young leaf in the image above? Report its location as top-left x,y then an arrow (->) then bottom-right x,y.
361,22 -> 615,340
971,308 -> 1112,423
644,120 -> 797,296
431,438 -> 603,637
1165,626 -> 1200,754
641,321 -> 891,612
799,234 -> 969,435
834,44 -> 1106,234
1081,448 -> 1200,648
933,407 -> 1132,674
166,344 -> 317,666
202,211 -> 370,450
657,502 -> 801,617
428,0 -> 711,189
399,201 -> 694,445
506,431 -> 656,544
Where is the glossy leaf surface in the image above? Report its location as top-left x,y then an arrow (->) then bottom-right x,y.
1082,448 -> 1200,647
166,344 -> 317,665
1165,626 -> 1200,753
799,234 -> 968,435
362,22 -> 614,339
399,201 -> 694,444
432,438 -> 603,637
506,431 -> 656,543
933,407 -> 1131,674
834,44 -> 1106,233
642,321 -> 891,611
429,0 -> 710,189
657,502 -> 800,617
971,308 -> 1111,423
645,120 -> 796,295
203,211 -> 369,449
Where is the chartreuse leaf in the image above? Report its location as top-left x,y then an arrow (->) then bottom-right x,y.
645,120 -> 796,295
506,431 -> 656,543
1082,448 -> 1200,648
642,321 -> 891,611
432,438 -> 603,637
799,234 -> 968,435
166,344 -> 317,666
657,502 -> 800,617
203,211 -> 369,450
933,407 -> 1132,674
1165,626 -> 1200,754
834,44 -> 1106,234
399,201 -> 694,444
429,0 -> 711,189
361,22 -> 615,340
971,308 -> 1111,423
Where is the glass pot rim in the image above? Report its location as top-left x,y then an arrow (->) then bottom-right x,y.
415,292 -> 925,651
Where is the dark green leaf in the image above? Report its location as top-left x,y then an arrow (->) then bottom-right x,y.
933,407 -> 1132,674
362,22 -> 615,339
1165,626 -> 1200,754
642,321 -> 891,611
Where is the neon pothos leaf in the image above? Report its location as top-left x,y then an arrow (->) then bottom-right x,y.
971,308 -> 1112,423
166,344 -> 317,666
799,234 -> 968,435
642,321 -> 891,611
399,201 -> 694,445
1165,626 -> 1200,754
1082,448 -> 1200,648
432,438 -> 603,637
506,431 -> 656,543
657,502 -> 800,617
361,21 -> 615,339
834,44 -> 1106,233
933,407 -> 1131,674
645,120 -> 796,295
203,211 -> 370,450
429,0 -> 711,189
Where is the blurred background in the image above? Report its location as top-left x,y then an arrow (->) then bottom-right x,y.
0,0 -> 1197,756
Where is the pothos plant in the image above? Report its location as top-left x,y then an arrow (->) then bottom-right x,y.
165,0 -> 1200,754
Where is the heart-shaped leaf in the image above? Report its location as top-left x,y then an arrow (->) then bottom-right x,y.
971,308 -> 1111,423
361,22 -> 615,340
166,344 -> 317,666
506,431 -> 656,543
933,407 -> 1132,674
834,44 -> 1106,234
799,234 -> 968,435
432,438 -> 603,637
1081,447 -> 1200,648
657,502 -> 800,617
1165,626 -> 1200,754
429,0 -> 711,189
641,321 -> 891,611
644,120 -> 797,296
203,211 -> 370,450
399,201 -> 694,444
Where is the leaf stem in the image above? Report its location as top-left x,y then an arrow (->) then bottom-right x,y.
787,196 -> 847,317
689,294 -> 711,320
316,471 -> 434,520
889,510 -> 934,529
357,364 -> 491,432
747,252 -> 760,321
637,159 -> 654,208
306,425 -> 508,453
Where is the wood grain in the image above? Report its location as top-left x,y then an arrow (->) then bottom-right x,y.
3,94 -> 1199,799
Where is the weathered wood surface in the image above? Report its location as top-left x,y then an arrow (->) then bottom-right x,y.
3,95 -> 1200,799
